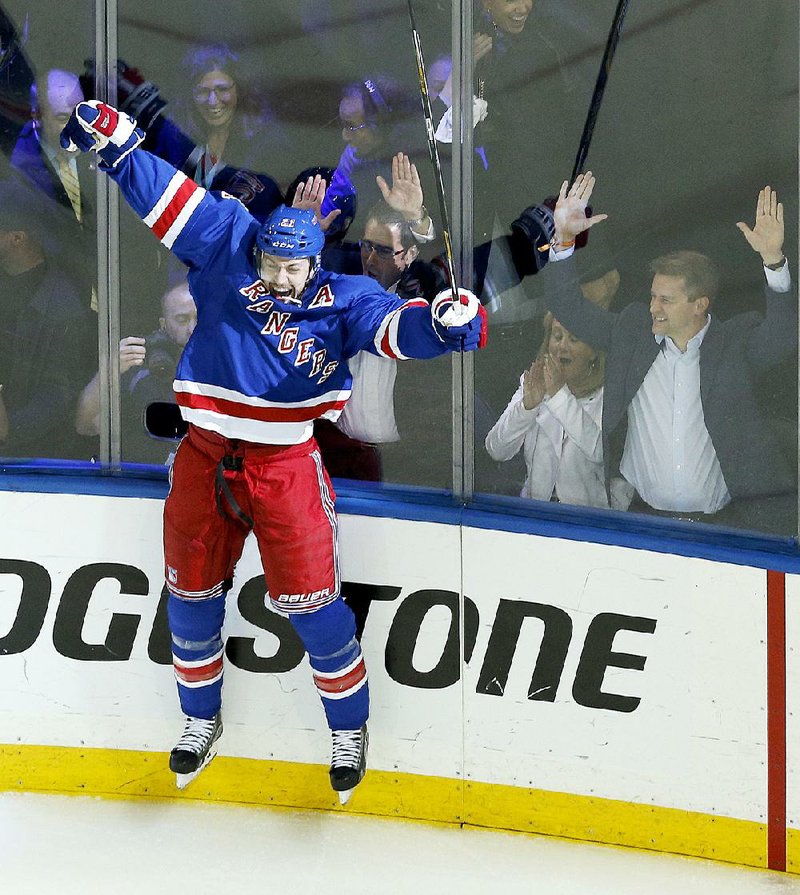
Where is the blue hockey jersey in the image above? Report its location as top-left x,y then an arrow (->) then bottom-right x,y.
107,149 -> 459,444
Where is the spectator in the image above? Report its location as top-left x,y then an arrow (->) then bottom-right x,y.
176,44 -> 288,188
89,55 -> 285,223
0,179 -> 95,459
124,278 -> 197,463
335,76 -> 433,239
434,0 -> 590,295
486,298 -> 627,508
312,153 -> 447,483
75,276 -> 197,465
10,68 -> 94,302
544,174 -> 796,531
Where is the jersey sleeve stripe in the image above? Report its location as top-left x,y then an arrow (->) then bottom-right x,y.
160,187 -> 205,249
374,299 -> 428,360
144,171 -> 204,243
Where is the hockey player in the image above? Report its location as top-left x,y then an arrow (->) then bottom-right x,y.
60,100 -> 486,802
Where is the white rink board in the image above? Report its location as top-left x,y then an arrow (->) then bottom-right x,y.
0,492 -> 464,778
462,527 -> 768,821
0,489 -> 771,824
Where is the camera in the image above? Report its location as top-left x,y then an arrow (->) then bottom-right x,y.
144,330 -> 181,374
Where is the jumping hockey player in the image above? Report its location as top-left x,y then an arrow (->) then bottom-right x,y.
60,100 -> 486,803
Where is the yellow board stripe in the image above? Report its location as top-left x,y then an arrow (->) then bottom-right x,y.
0,744 -> 785,872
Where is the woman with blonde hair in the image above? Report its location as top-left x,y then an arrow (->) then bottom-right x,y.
485,310 -> 616,508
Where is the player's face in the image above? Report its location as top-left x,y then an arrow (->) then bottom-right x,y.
193,69 -> 238,130
650,274 -> 708,347
482,0 -> 533,34
39,70 -> 85,149
160,283 -> 197,348
360,220 -> 415,289
548,319 -> 596,386
339,95 -> 382,159
259,254 -> 312,301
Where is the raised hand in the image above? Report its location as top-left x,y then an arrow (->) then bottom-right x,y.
376,152 -> 424,221
60,100 -> 144,168
736,186 -> 784,266
553,172 -> 608,247
291,174 -> 341,232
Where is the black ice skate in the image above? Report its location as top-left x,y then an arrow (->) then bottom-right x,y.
329,724 -> 368,805
169,714 -> 223,789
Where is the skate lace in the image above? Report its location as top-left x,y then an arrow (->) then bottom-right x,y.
175,717 -> 217,753
331,729 -> 363,768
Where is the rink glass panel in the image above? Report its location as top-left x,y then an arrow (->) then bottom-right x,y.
0,0 -> 796,544
472,0 -> 800,539
114,2 -> 458,483
0,1 -> 99,465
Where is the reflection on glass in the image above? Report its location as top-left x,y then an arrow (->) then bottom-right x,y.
473,1 -> 799,539
0,3 -> 99,464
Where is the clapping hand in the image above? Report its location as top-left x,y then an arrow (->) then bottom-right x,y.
736,186 -> 784,267
522,354 -> 565,410
522,359 -> 545,409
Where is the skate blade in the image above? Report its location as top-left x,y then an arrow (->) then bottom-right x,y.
174,746 -> 218,790
338,788 -> 354,806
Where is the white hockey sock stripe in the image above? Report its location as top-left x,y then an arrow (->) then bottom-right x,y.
173,646 -> 224,687
314,656 -> 368,701
168,580 -> 227,601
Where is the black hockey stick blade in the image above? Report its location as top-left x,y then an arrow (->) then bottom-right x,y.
571,0 -> 632,182
145,401 -> 188,440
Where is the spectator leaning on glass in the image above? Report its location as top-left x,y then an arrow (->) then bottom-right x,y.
60,99 -> 486,803
543,173 -> 796,530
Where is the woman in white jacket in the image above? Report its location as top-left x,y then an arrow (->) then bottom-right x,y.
485,312 -> 611,508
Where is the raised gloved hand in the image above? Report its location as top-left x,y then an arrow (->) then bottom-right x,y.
60,100 -> 144,168
511,202 -> 556,272
431,287 -> 488,351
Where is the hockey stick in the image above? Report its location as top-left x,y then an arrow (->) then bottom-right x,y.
406,0 -> 461,299
571,0 -> 632,182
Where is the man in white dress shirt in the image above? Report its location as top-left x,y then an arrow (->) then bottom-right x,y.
542,174 -> 796,530
313,160 -> 445,483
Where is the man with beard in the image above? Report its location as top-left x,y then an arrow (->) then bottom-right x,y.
61,98 -> 486,802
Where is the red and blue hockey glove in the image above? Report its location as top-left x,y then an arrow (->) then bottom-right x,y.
431,287 -> 488,352
60,100 -> 144,168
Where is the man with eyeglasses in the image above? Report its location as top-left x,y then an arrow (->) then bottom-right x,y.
314,163 -> 448,486
61,99 -> 486,804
